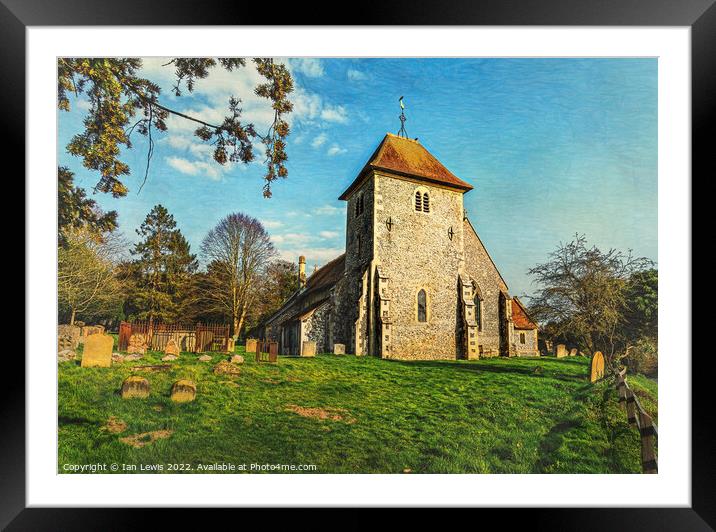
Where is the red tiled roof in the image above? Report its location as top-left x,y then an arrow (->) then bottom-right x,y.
339,134 -> 473,200
512,297 -> 538,330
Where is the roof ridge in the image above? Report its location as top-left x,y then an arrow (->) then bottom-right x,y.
339,133 -> 473,200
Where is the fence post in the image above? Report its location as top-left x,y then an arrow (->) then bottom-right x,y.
638,410 -> 658,473
625,388 -> 637,426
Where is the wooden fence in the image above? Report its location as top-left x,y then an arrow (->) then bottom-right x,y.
118,321 -> 231,353
246,338 -> 278,363
613,367 -> 658,474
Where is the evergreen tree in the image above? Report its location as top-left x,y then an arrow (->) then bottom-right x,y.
58,166 -> 117,247
126,204 -> 197,323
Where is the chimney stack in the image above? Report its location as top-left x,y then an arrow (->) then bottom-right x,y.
298,255 -> 306,288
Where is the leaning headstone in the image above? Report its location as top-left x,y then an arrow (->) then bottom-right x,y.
245,338 -> 257,353
569,348 -> 578,357
81,334 -> 113,368
164,338 -> 180,357
302,341 -> 316,357
590,351 -> 605,382
171,379 -> 196,403
121,376 -> 150,399
230,355 -> 244,364
333,343 -> 346,355
127,334 -> 148,355
555,344 -> 567,358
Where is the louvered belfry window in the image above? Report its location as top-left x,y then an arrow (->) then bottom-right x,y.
423,192 -> 430,212
415,191 -> 422,211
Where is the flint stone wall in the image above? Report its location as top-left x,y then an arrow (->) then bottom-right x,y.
463,220 -> 508,357
513,328 -> 539,356
371,172 -> 465,360
303,301 -> 331,354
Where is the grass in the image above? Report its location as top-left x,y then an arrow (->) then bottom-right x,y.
58,345 -> 653,474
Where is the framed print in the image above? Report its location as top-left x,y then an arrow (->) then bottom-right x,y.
7,0 -> 710,528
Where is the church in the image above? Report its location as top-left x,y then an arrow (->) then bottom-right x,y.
263,132 -> 538,360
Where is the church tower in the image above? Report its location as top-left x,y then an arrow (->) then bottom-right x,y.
337,133 -> 478,359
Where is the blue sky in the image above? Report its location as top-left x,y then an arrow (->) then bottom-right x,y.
57,58 -> 657,298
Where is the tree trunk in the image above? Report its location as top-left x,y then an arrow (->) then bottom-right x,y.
232,316 -> 240,341
236,308 -> 247,341
70,308 -> 76,326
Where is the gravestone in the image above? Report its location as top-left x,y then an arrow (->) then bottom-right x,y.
590,351 -> 605,382
80,334 -> 113,367
121,376 -> 150,399
302,341 -> 316,357
569,348 -> 578,357
230,355 -> 244,364
79,325 -> 104,344
333,343 -> 346,355
112,353 -> 125,363
57,349 -> 76,363
58,325 -> 81,350
171,379 -> 196,403
213,361 -> 241,376
164,338 -> 180,357
125,353 -> 144,362
555,344 -> 567,358
245,338 -> 257,353
198,354 -> 212,362
162,354 -> 178,362
226,337 -> 235,353
127,334 -> 148,355
57,335 -> 75,353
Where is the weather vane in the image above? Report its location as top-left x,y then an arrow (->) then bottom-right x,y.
397,96 -> 408,138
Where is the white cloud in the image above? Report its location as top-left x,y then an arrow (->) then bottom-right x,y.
320,105 -> 348,123
261,219 -> 284,230
290,58 -> 325,78
311,133 -> 328,148
292,87 -> 349,125
319,231 -> 339,239
347,68 -> 367,81
75,97 -> 92,111
327,144 -> 347,157
165,156 -> 222,181
314,204 -> 343,215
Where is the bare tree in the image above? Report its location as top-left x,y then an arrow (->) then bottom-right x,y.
200,213 -> 276,339
58,228 -> 127,325
527,234 -> 653,365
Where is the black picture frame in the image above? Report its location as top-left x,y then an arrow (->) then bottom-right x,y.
6,0 -> 708,528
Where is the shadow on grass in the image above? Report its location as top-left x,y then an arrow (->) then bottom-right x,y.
534,418 -> 583,472
58,415 -> 95,426
387,359 -> 587,383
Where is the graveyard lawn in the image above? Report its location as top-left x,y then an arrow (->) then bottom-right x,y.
58,349 -> 655,474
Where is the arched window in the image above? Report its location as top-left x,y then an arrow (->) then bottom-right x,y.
417,289 -> 427,322
472,281 -> 483,330
422,192 -> 430,213
415,191 -> 422,211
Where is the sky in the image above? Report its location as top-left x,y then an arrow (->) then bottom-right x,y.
57,58 -> 657,298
